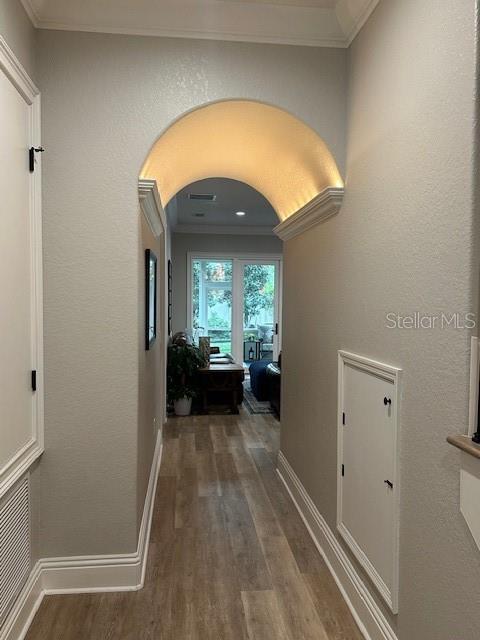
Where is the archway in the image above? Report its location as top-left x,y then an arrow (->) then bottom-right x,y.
140,99 -> 343,222
138,98 -> 344,418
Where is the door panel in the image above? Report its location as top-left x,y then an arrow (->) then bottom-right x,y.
338,351 -> 400,612
237,259 -> 281,364
342,364 -> 395,586
0,48 -> 43,498
0,70 -> 34,471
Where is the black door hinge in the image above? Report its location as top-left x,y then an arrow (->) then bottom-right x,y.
31,370 -> 37,392
342,412 -> 346,425
29,146 -> 45,173
341,464 -> 345,477
275,322 -> 279,335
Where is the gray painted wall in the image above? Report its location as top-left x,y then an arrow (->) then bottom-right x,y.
281,1 -> 479,638
171,232 -> 283,333
36,30 -> 346,556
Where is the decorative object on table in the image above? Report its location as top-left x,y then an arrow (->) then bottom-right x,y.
167,342 -> 207,416
145,249 -> 157,350
198,336 -> 211,364
244,339 -> 261,361
167,259 -> 172,336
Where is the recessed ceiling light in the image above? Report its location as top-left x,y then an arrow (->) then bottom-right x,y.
236,211 -> 246,217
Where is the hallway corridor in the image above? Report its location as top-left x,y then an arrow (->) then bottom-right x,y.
26,409 -> 362,639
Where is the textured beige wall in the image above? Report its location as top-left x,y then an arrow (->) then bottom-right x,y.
281,1 -> 479,638
137,212 -> 162,533
171,232 -> 283,333
0,0 -> 36,80
37,30 -> 346,556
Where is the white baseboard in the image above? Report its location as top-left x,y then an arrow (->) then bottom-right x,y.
277,451 -> 398,640
0,430 -> 163,640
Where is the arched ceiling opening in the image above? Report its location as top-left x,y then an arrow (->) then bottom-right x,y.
140,100 -> 343,222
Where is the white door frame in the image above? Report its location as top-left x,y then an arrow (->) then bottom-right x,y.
0,37 -> 44,499
187,252 -> 283,363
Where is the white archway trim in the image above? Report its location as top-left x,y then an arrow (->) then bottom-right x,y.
138,178 -> 167,238
273,186 -> 344,241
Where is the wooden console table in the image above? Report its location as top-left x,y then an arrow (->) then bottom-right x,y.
198,363 -> 245,414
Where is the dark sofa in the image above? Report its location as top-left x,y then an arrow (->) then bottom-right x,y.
249,353 -> 281,416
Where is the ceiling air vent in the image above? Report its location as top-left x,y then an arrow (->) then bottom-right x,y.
192,213 -> 205,218
188,193 -> 216,201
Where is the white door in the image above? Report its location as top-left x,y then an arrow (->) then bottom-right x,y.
337,351 -> 400,613
189,254 -> 282,365
0,40 -> 43,497
235,259 -> 281,365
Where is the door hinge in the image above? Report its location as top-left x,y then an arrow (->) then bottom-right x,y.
29,146 -> 45,173
342,412 -> 346,425
31,370 -> 37,392
341,464 -> 345,477
275,322 -> 279,335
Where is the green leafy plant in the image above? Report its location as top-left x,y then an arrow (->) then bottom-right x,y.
167,343 -> 207,402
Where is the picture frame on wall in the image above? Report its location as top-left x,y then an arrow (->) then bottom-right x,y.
168,259 -> 172,336
145,249 -> 157,350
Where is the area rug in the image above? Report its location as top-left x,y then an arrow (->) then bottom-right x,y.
243,380 -> 274,415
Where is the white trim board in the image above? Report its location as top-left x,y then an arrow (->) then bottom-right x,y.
0,36 -> 44,501
277,451 -> 398,640
0,431 -> 163,640
337,350 -> 401,614
273,187 -> 344,241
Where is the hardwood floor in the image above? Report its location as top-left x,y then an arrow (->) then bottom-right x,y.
26,408 -> 363,640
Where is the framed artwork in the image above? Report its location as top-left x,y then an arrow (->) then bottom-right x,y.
145,249 -> 157,350
168,259 -> 172,335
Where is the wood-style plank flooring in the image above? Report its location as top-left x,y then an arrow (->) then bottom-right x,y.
26,408 -> 363,640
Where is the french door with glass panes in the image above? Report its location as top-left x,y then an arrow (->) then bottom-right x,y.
189,254 -> 282,365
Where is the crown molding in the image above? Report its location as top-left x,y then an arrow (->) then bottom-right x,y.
138,179 -> 167,238
0,35 -> 39,101
273,186 -> 344,241
20,0 -> 379,49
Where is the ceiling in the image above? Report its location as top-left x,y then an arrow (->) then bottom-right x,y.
21,0 -> 380,48
167,178 -> 278,235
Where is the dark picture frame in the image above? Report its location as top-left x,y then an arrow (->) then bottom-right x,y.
167,259 -> 173,336
145,249 -> 157,350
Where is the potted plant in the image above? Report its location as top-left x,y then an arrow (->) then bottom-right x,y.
167,342 -> 207,416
